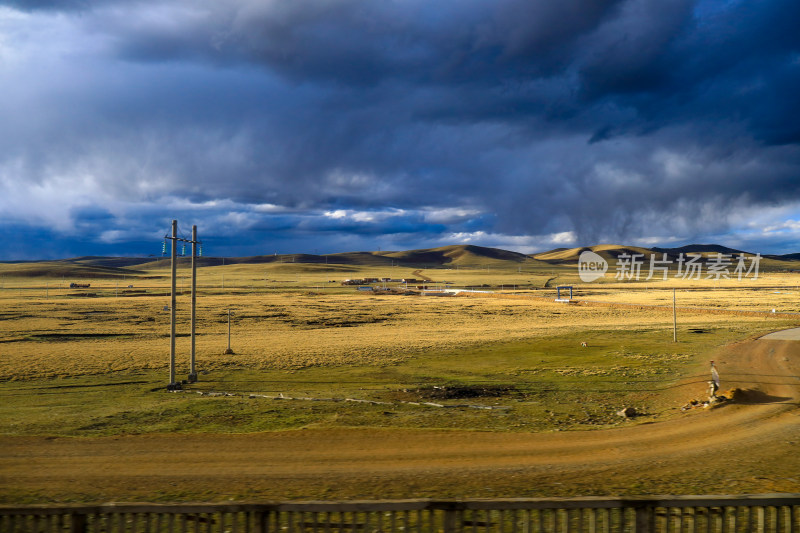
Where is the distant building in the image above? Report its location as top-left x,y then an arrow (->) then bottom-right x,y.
343,277 -> 385,285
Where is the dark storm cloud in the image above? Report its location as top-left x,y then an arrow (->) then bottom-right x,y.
577,0 -> 800,145
0,0 -> 94,11
100,0 -> 625,83
1,0 -> 800,259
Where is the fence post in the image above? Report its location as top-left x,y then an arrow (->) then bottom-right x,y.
70,511 -> 88,533
253,511 -> 266,533
442,508 -> 458,533
634,504 -> 652,533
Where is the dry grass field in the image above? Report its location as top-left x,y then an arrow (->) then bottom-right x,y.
2,254 -> 800,502
2,266 -> 797,381
574,283 -> 800,313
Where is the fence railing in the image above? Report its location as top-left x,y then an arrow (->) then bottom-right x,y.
2,495 -> 799,533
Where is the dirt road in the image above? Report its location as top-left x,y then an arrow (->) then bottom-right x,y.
412,269 -> 433,282
2,336 -> 800,502
760,327 -> 800,340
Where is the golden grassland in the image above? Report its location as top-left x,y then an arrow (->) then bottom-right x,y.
0,289 -> 717,379
0,278 -> 794,439
1,260 -> 798,382
573,283 -> 800,313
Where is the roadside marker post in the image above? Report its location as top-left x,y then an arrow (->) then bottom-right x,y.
224,309 -> 235,355
673,288 -> 677,343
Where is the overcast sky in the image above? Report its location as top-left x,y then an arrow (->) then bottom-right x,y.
1,0 -> 799,259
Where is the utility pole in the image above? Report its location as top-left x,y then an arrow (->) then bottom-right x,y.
169,219 -> 177,388
673,288 -> 678,343
164,220 -> 202,389
189,224 -> 198,383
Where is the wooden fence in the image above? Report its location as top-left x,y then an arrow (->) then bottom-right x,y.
2,495 -> 799,533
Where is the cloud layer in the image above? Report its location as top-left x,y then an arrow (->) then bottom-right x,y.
1,0 -> 799,258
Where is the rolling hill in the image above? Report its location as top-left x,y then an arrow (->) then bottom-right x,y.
533,244 -> 656,263
381,245 -> 533,266
2,243 -> 799,279
0,260 -> 147,279
651,244 -> 749,257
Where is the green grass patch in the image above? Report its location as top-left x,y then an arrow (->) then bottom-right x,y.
0,321 -> 775,437
25,333 -> 137,342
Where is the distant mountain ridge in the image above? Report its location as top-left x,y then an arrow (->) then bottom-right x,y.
650,244 -> 748,256
533,245 -> 654,263
2,243 -> 798,278
532,243 -> 781,263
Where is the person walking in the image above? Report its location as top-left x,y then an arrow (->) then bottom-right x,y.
708,360 -> 720,399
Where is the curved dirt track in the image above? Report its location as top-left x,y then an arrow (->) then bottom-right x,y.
2,335 -> 800,502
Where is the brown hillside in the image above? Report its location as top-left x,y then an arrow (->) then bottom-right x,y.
533,244 -> 655,263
